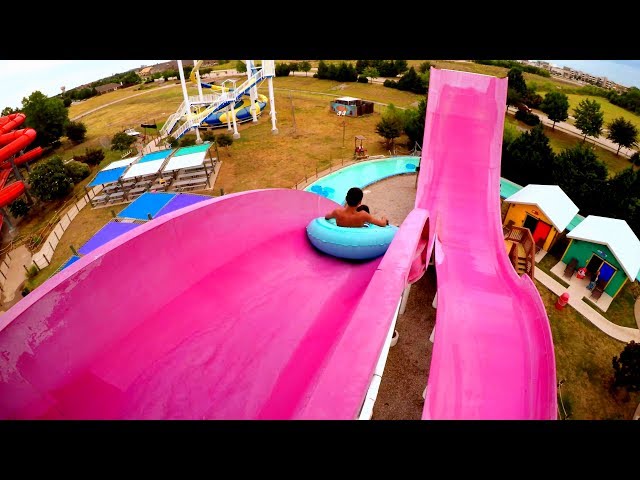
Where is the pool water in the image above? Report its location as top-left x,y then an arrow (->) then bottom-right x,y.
305,156 -> 420,204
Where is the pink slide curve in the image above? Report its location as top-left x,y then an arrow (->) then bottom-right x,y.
0,190 -> 425,419
415,69 -> 557,419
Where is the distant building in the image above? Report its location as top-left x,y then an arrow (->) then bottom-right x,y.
95,83 -> 121,95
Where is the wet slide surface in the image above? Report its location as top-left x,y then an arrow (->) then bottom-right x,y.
0,190 -> 420,419
418,70 -> 557,419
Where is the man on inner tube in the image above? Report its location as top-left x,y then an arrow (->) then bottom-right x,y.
324,187 -> 389,228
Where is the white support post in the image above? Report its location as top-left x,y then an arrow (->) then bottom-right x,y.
432,291 -> 438,309
226,104 -> 232,131
195,127 -> 202,144
194,59 -> 204,102
267,76 -> 278,134
399,284 -> 411,315
177,60 -> 191,129
246,60 -> 258,123
231,103 -> 240,139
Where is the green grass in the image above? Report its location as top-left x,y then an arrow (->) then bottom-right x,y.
537,252 -> 570,287
585,281 -> 639,329
567,94 -> 640,132
536,279 -> 640,419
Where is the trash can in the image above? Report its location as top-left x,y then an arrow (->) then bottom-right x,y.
555,292 -> 570,310
576,267 -> 586,280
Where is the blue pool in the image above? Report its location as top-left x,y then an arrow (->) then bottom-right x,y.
305,156 -> 420,204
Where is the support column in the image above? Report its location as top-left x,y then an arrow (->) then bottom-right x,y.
195,127 -> 202,145
226,104 -> 232,131
247,60 -> 258,123
399,284 -> 411,315
194,59 -> 204,102
177,60 -> 192,130
231,104 -> 240,139
267,76 -> 278,134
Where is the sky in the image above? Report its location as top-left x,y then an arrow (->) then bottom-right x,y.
545,60 -> 640,88
0,60 -> 168,111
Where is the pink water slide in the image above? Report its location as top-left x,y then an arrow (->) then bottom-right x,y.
415,69 -> 557,419
0,69 -> 556,420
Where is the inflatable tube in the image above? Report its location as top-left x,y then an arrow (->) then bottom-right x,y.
306,217 -> 398,260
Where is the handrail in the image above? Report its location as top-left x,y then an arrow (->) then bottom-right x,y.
505,226 -> 535,280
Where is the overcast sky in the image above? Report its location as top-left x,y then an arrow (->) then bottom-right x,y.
2,59 -> 639,113
0,60 -> 168,111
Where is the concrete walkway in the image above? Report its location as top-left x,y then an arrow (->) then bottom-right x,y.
535,268 -> 640,343
1,245 -> 31,304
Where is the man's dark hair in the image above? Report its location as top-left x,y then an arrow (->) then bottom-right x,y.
356,204 -> 370,213
345,187 -> 363,207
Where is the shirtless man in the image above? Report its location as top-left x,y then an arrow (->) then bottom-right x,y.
325,187 -> 389,228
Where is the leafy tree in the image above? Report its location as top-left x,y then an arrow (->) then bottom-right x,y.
355,60 -> 370,73
8,199 -> 30,218
507,67 -> 527,95
111,131 -> 137,151
299,61 -> 311,76
394,60 -> 409,74
362,67 -> 379,83
418,61 -> 432,74
540,92 -> 569,130
404,98 -> 427,147
28,156 -> 73,201
506,88 -> 523,111
63,97 -> 72,108
65,120 -> 87,144
630,151 -> 640,166
501,124 -> 555,186
21,91 -> 69,147
606,167 -> 638,219
235,61 -> 247,73
64,160 -> 90,183
275,63 -> 292,77
1,106 -> 20,116
317,60 -> 329,79
289,62 -> 300,72
574,98 -> 604,142
612,341 -> 640,391
606,117 -> 638,155
375,104 -> 404,150
552,143 -> 608,213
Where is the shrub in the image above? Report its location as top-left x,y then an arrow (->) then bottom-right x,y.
312,73 -> 318,78
612,341 -> 640,391
383,79 -> 398,88
63,97 -> 72,108
76,147 -> 105,166
21,286 -> 31,297
111,131 -> 137,151
28,156 -> 74,201
65,120 -> 87,144
64,160 -> 90,183
201,130 -> 216,142
8,199 -> 30,218
179,135 -> 197,147
275,63 -> 292,77
515,110 -> 541,126
357,76 -> 369,83
216,133 -> 234,148
25,265 -> 38,279
630,151 -> 640,165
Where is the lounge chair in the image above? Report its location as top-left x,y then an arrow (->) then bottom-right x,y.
563,257 -> 578,279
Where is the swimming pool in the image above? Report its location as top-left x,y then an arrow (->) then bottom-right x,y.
305,156 -> 420,204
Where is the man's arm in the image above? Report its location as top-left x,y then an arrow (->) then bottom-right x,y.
363,212 -> 389,227
325,209 -> 337,220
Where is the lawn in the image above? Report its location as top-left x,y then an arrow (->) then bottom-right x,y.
567,94 -> 640,132
69,82 -> 171,119
586,281 -> 639,329
537,252 -> 570,287
536,279 -> 640,419
505,114 -> 637,176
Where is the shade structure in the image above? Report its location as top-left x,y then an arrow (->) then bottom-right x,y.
138,149 -> 174,164
173,144 -> 211,157
121,160 -> 165,180
156,194 -> 210,217
102,157 -> 139,171
88,167 -> 127,187
163,152 -> 209,173
117,192 -> 176,220
77,222 -> 142,255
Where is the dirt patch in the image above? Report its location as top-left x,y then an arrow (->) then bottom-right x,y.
363,174 -> 417,226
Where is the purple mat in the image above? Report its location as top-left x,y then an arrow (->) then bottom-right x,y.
78,222 -> 141,255
156,194 -> 210,217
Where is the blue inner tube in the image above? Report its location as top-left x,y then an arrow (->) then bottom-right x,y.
306,217 -> 398,260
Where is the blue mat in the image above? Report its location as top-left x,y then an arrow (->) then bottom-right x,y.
88,167 -> 127,187
117,192 -> 176,220
78,222 -> 141,255
156,194 -> 210,217
59,255 -> 81,272
138,149 -> 174,164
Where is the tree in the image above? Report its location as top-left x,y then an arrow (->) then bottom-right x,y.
404,98 -> 427,147
275,63 -> 292,77
362,67 -> 379,83
355,60 -> 370,74
289,62 -> 300,73
21,91 -> 69,147
552,143 -> 608,214
418,61 -> 432,74
300,61 -> 311,76
317,60 -> 329,79
606,167 -> 638,219
394,60 -> 408,74
540,92 -> 569,130
396,67 -> 427,94
111,131 -> 137,151
501,124 -> 555,186
574,98 -> 604,142
506,88 -> 523,111
375,104 -> 404,150
235,61 -> 247,73
606,117 -> 638,155
63,97 -> 72,108
28,156 -> 73,201
507,67 -> 527,95
65,120 -> 87,144
1,106 -> 19,116
612,341 -> 640,391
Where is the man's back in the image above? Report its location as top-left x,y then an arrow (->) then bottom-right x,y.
332,207 -> 367,228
